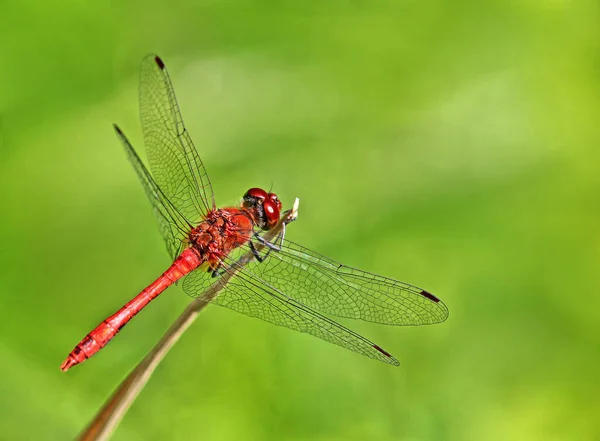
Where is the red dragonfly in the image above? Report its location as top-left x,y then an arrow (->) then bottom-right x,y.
60,55 -> 448,372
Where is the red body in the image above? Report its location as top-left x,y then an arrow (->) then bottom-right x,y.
61,55 -> 448,373
60,208 -> 255,372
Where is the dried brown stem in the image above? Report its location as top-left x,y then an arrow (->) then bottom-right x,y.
77,199 -> 299,441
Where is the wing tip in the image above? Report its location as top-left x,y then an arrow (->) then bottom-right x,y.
373,344 -> 399,365
112,123 -> 122,134
154,55 -> 166,70
419,289 -> 440,303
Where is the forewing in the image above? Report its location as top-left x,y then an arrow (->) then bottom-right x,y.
139,54 -> 215,226
182,259 -> 399,366
114,125 -> 190,258
236,239 -> 449,325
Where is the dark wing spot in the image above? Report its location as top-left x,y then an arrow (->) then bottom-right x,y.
373,344 -> 392,358
113,124 -> 123,135
419,290 -> 440,303
155,56 -> 166,70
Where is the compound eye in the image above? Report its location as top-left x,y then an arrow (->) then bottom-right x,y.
244,188 -> 268,200
267,193 -> 282,210
263,200 -> 281,229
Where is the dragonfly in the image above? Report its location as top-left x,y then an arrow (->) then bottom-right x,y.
60,55 -> 448,372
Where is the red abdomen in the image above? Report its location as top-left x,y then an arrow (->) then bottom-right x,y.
60,248 -> 202,371
61,209 -> 256,372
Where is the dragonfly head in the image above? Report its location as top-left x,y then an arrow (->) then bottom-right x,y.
242,188 -> 282,230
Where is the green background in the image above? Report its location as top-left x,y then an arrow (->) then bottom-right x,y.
1,1 -> 598,440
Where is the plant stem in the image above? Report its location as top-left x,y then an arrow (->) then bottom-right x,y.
77,199 -> 299,441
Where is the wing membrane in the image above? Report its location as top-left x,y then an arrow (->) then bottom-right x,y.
182,258 -> 399,365
113,125 -> 191,258
139,54 -> 215,234
236,239 -> 449,325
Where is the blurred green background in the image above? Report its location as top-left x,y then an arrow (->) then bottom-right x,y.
1,1 -> 599,440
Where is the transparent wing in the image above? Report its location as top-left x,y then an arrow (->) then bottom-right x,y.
234,239 -> 449,326
139,54 -> 215,234
182,258 -> 399,365
113,125 -> 191,258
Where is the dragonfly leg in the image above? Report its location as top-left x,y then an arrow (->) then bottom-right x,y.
249,228 -> 285,263
253,223 -> 286,252
249,240 -> 269,263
